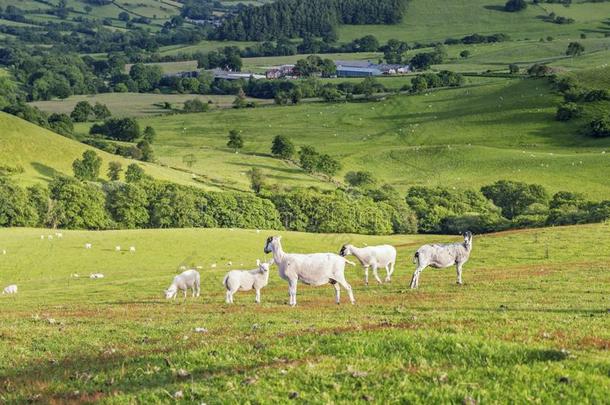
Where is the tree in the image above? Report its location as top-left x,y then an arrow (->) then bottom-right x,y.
125,163 -> 145,183
316,154 -> 341,177
129,63 -> 162,92
118,11 -> 130,21
480,180 -> 548,219
183,98 -> 208,113
271,135 -> 295,159
566,42 -> 584,57
233,88 -> 248,109
345,171 -> 376,188
90,117 -> 140,141
298,146 -> 320,173
0,177 -> 37,227
143,126 -> 156,143
137,140 -> 154,162
70,101 -> 93,122
227,129 -> 244,153
556,102 -> 583,121
182,154 -> 197,168
107,161 -> 123,181
105,183 -> 149,229
587,116 -> 610,138
48,176 -> 109,229
48,113 -> 74,136
460,50 -> 471,58
72,150 -> 102,181
93,102 -> 111,120
509,64 -> 520,74
527,64 -> 553,77
504,0 -> 527,12
247,167 -> 265,193
382,39 -> 408,64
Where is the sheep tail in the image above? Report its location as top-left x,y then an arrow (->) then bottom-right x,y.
413,251 -> 419,264
344,259 -> 357,267
222,274 -> 229,288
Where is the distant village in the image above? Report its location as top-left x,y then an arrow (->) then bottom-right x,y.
165,60 -> 412,81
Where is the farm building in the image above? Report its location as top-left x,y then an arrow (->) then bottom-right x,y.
266,65 -> 296,79
210,69 -> 266,80
335,60 -> 410,77
336,64 -> 383,77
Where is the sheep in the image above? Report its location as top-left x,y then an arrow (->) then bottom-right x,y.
129,246 -> 136,253
55,232 -> 63,239
410,232 -> 473,289
90,273 -> 105,279
223,259 -> 273,304
47,235 -> 53,240
211,263 -> 217,268
1,249 -> 5,255
85,243 -> 92,249
2,284 -> 17,294
339,244 -> 397,285
165,269 -> 200,300
115,246 -> 121,252
264,236 -> 356,306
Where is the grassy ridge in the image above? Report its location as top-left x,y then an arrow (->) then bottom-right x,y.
0,112 -> 204,188
120,75 -> 610,197
0,224 -> 608,402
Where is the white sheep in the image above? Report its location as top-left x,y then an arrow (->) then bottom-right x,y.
85,243 -> 92,249
90,273 -> 105,279
1,249 -> 5,255
47,235 -> 53,240
55,232 -> 63,238
223,259 -> 273,304
129,246 -> 136,253
410,232 -> 473,288
165,269 -> 200,300
264,236 -> 356,306
115,246 -> 121,252
2,284 -> 17,294
211,263 -> 217,268
339,244 -> 397,285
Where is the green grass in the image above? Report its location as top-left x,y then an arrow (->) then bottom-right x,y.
0,223 -> 608,402
338,0 -> 610,44
29,93 -> 271,118
0,112 -> 205,188
159,40 -> 260,56
68,74 -> 610,197
125,60 -> 199,74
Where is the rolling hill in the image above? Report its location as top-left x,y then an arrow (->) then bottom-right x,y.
0,112 -> 205,188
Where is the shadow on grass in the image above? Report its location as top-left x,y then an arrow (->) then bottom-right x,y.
31,162 -> 60,180
483,5 -> 507,12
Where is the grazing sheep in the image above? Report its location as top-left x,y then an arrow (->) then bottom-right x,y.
85,243 -> 92,249
223,259 -> 273,304
129,246 -> 136,253
339,244 -> 397,285
1,249 -> 5,255
264,236 -> 356,306
2,284 -> 17,294
55,232 -> 63,238
410,232 -> 473,289
165,269 -> 200,300
47,235 -> 53,240
40,235 -> 45,240
90,273 -> 105,279
211,263 -> 217,268
115,246 -> 121,252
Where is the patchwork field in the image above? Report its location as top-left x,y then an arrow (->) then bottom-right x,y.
0,224 -> 608,402
68,74 -> 610,197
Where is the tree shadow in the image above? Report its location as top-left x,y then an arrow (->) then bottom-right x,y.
31,162 -> 61,180
483,5 -> 507,12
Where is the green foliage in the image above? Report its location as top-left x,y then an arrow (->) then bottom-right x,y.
555,102 -> 583,121
26,184 -> 50,227
316,154 -> 341,177
48,176 -> 110,229
247,167 -> 265,194
72,150 -> 102,181
504,0 -> 527,12
107,161 -> 123,181
271,135 -> 296,160
90,118 -> 141,141
509,64 -> 520,74
227,129 -> 244,152
481,180 -> 549,220
92,102 -> 111,120
105,182 -> 149,229
460,50 -> 471,58
129,64 -> 163,92
48,113 -> 74,137
143,126 -> 156,144
294,55 -> 337,77
233,88 -> 248,109
136,140 -> 154,162
298,146 -> 321,173
587,116 -> 610,138
0,176 -> 37,227
345,171 -> 376,188
566,42 -> 585,57
125,164 -> 145,183
183,98 -> 209,113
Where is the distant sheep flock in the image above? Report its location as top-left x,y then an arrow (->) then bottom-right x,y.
1,232 -> 474,305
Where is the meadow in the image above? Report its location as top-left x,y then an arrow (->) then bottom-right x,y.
0,223 -> 608,403
69,74 -> 610,198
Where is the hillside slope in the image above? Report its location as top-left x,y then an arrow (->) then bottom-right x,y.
0,112 -> 203,188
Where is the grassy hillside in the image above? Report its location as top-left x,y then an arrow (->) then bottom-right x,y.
338,0 -> 610,43
29,93 -> 272,118
0,112 -> 205,188
89,74 -> 610,198
0,224 -> 608,402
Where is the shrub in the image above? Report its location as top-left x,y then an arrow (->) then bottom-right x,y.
505,0 -> 527,12
72,150 -> 102,181
271,135 -> 295,159
0,176 -> 37,227
90,117 -> 140,141
587,117 -> 610,138
556,102 -> 583,121
481,180 -> 548,219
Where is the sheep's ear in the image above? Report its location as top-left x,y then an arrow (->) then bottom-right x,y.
256,259 -> 260,266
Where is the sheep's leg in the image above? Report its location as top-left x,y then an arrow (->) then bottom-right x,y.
225,290 -> 232,304
333,282 -> 341,304
456,262 -> 463,285
288,279 -> 298,307
410,266 -> 424,289
255,288 -> 261,304
364,266 -> 369,285
335,275 -> 355,305
372,265 -> 382,284
384,263 -> 393,283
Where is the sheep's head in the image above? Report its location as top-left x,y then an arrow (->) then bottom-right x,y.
264,236 -> 281,254
164,285 -> 177,299
258,259 -> 273,273
463,231 -> 473,246
339,244 -> 352,257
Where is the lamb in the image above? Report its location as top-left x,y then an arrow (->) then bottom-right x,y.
264,236 -> 355,306
339,244 -> 397,285
223,259 -> 273,304
129,246 -> 136,253
90,273 -> 105,279
410,231 -> 473,289
85,243 -> 92,249
2,284 -> 17,294
165,269 -> 200,300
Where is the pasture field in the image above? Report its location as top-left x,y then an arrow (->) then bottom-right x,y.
124,61 -> 199,75
159,41 -> 260,56
338,0 -> 610,44
30,93 -> 271,118
71,74 -> 610,197
0,112 -> 205,188
0,224 -> 609,403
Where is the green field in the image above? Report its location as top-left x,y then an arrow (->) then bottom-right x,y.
69,73 -> 609,198
159,40 -> 260,56
0,112 -> 205,188
338,0 -> 610,44
30,93 -> 271,118
0,224 -> 608,402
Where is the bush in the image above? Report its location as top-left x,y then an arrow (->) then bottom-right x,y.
0,176 -> 37,227
587,117 -> 610,138
556,102 -> 583,121
345,171 -> 376,188
90,118 -> 140,141
271,135 -> 295,159
505,0 -> 527,12
48,177 -> 110,229
480,180 -> 548,219
183,98 -> 209,113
